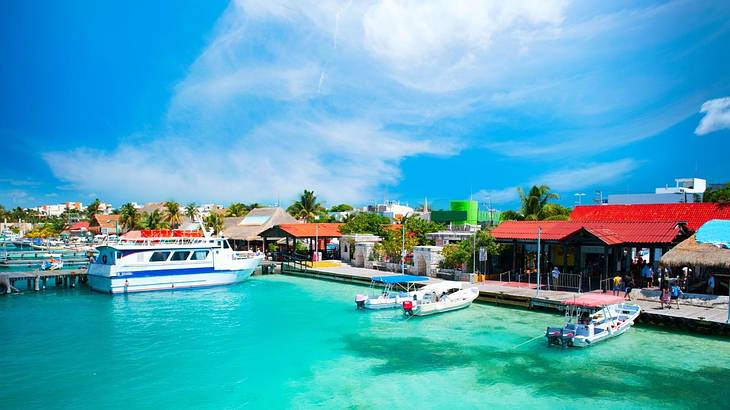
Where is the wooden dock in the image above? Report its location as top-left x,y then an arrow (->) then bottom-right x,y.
280,262 -> 730,337
0,269 -> 88,293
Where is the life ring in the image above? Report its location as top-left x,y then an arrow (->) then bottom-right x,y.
102,255 -> 108,264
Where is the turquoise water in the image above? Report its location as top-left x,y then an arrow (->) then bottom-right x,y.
1,275 -> 728,409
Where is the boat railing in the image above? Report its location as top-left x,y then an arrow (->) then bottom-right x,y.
115,237 -> 212,247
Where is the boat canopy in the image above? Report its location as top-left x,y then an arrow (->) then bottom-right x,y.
563,293 -> 625,308
371,275 -> 430,284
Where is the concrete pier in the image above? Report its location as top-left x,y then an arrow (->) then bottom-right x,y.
0,269 -> 87,293
281,261 -> 730,337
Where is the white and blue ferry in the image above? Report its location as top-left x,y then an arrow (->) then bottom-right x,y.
87,233 -> 263,294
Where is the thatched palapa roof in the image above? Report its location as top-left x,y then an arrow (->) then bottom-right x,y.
660,235 -> 730,269
222,207 -> 299,241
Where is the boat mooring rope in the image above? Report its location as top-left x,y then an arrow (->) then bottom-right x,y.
511,334 -> 545,349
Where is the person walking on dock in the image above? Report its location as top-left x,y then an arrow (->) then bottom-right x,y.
624,275 -> 635,301
660,287 -> 670,309
670,282 -> 682,310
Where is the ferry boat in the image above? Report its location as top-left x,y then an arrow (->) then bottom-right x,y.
87,230 -> 263,294
545,294 -> 641,348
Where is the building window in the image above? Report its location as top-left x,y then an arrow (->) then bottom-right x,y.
190,250 -> 209,261
149,251 -> 171,262
170,251 -> 191,261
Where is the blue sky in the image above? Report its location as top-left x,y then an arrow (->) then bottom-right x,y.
1,0 -> 730,211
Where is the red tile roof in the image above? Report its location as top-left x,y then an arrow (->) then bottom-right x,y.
492,220 -> 683,245
570,203 -> 730,231
91,214 -> 120,229
68,221 -> 90,231
278,223 -> 343,238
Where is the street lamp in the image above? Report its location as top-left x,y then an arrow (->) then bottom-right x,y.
574,193 -> 586,205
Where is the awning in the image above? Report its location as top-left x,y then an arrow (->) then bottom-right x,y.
563,293 -> 625,308
371,275 -> 430,284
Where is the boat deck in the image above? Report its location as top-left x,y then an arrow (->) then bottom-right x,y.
282,262 -> 730,336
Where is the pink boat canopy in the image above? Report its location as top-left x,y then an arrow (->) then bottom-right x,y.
563,293 -> 625,308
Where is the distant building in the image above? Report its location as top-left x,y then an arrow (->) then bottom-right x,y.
89,214 -> 121,235
98,202 -> 114,214
31,202 -> 84,217
430,200 -> 501,227
367,201 -> 414,222
608,178 -> 706,205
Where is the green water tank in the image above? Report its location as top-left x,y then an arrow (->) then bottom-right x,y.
449,200 -> 478,225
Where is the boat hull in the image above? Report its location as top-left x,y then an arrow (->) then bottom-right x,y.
89,268 -> 255,294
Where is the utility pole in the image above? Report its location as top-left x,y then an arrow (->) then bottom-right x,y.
536,227 -> 542,297
401,217 -> 406,275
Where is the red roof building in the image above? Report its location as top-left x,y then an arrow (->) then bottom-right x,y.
492,221 -> 686,245
570,203 -> 730,231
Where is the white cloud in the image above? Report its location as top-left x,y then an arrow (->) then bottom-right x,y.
44,120 -> 454,205
695,97 -> 730,135
475,159 -> 640,204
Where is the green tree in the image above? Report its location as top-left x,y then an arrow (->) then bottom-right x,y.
287,190 -> 326,221
499,210 -> 523,222
540,203 -> 571,221
373,231 -> 418,263
401,215 -> 443,245
185,203 -> 200,221
518,184 -> 560,220
85,198 -> 102,220
226,203 -> 249,217
204,212 -> 225,236
704,183 -> 730,203
119,203 -> 140,232
140,210 -> 167,230
339,212 -> 391,236
329,203 -> 354,212
163,201 -> 183,229
440,243 -> 471,270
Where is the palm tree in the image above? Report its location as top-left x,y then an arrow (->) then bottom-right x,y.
204,212 -> 224,236
226,203 -> 249,217
119,203 -> 141,232
85,198 -> 102,220
164,201 -> 182,229
287,190 -> 325,221
518,185 -> 560,221
185,203 -> 199,222
141,210 -> 167,230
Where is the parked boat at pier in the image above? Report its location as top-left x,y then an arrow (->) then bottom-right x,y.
402,282 -> 479,316
40,254 -> 64,271
355,275 -> 431,309
87,230 -> 263,294
545,294 -> 641,348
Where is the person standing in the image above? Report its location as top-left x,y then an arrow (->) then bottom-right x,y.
551,266 -> 560,291
642,263 -> 654,288
707,273 -> 716,295
624,275 -> 635,301
660,287 -> 670,309
612,272 -> 622,296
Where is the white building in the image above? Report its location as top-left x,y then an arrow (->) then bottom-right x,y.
31,202 -> 84,217
608,178 -> 706,205
367,200 -> 414,222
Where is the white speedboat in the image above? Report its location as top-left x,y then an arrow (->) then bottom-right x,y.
87,230 -> 263,294
402,281 -> 480,316
546,294 -> 641,348
355,275 -> 443,310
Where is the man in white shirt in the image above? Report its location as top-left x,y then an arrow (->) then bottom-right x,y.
551,266 -> 560,290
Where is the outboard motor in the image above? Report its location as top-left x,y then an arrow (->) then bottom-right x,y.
402,300 -> 414,316
355,294 -> 367,309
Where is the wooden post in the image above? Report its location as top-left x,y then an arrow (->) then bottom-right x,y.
34,275 -> 39,291
511,241 -> 517,274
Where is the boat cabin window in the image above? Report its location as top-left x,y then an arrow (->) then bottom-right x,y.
189,250 -> 209,261
222,240 -> 230,249
149,251 -> 171,262
170,251 -> 191,261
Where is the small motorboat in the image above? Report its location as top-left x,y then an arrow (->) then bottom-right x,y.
545,294 -> 641,348
402,281 -> 480,316
355,275 -> 431,309
41,254 -> 64,271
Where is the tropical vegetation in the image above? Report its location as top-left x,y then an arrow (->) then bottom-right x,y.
140,210 -> 168,230
287,190 -> 326,221
704,183 -> 730,203
163,201 -> 183,229
329,203 -> 354,212
185,203 -> 199,221
204,211 -> 225,235
85,198 -> 103,220
500,184 -> 570,221
119,203 -> 141,232
339,212 -> 391,236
